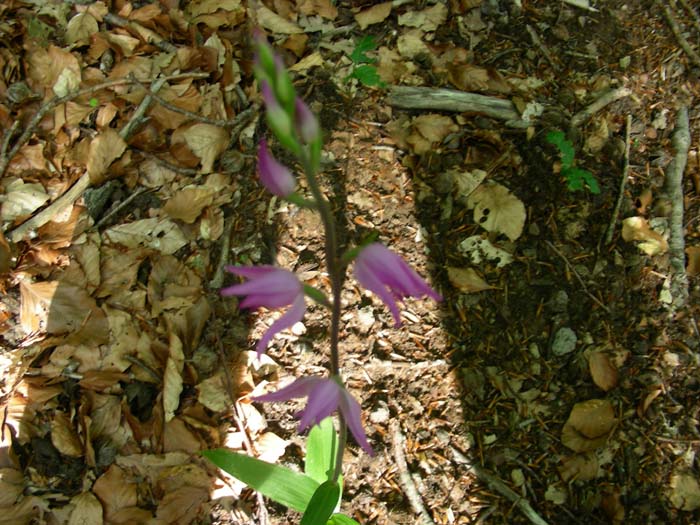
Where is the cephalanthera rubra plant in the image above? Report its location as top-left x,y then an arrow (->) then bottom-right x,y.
202,32 -> 441,524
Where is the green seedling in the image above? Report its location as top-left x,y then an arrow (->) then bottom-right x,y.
345,35 -> 386,89
546,130 -> 600,194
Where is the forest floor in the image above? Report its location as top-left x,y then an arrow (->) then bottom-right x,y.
1,0 -> 700,524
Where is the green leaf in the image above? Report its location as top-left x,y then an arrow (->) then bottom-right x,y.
563,167 -> 600,194
328,513 -> 362,525
202,449 -> 319,512
303,284 -> 331,308
305,417 -> 337,483
546,130 -> 575,169
300,481 -> 341,525
350,35 -> 378,64
348,65 -> 385,88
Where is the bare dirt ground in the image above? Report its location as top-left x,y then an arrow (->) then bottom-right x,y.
1,1 -> 700,524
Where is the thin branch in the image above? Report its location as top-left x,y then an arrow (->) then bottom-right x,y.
666,106 -> 690,311
545,240 -> 611,313
525,24 -> 557,71
605,114 -> 633,246
450,446 -> 550,525
570,87 -> 631,128
656,0 -> 700,68
390,421 -> 436,525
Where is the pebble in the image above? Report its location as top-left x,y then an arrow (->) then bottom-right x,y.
552,327 -> 577,356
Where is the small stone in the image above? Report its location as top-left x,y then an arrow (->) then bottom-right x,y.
370,405 -> 390,424
552,327 -> 577,356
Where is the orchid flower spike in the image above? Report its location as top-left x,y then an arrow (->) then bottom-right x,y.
221,266 -> 305,355
354,242 -> 442,327
255,376 -> 374,456
257,139 -> 295,197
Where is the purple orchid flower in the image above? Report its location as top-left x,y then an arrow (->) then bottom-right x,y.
222,266 -> 305,355
257,139 -> 295,197
294,97 -> 320,144
354,242 -> 442,327
255,376 -> 374,456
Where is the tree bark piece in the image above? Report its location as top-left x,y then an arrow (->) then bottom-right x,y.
387,86 -> 522,124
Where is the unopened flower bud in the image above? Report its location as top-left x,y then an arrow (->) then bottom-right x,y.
294,98 -> 320,144
258,139 -> 295,197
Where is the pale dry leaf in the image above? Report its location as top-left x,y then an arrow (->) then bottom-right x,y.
163,333 -> 185,422
163,187 -> 216,224
103,32 -> 140,56
667,471 -> 700,511
397,29 -> 430,58
588,350 -> 619,392
181,124 -> 229,173
621,216 -> 668,256
355,2 -> 392,29
0,496 -> 48,525
685,246 -> 700,276
561,399 -> 616,452
467,182 -> 526,241
197,372 -> 229,412
188,0 -> 241,17
0,469 -> 24,507
559,452 -> 599,482
584,117 -> 609,153
103,218 -> 187,255
95,245 -> 148,298
0,179 -> 50,221
289,51 -> 324,73
67,492 -> 103,525
397,3 -> 447,31
53,67 -> 81,97
452,169 -> 487,202
256,4 -> 303,34
86,129 -> 127,184
51,411 -> 83,457
297,0 -> 338,19
458,235 -> 514,268
255,432 -> 289,463
447,266 -> 493,293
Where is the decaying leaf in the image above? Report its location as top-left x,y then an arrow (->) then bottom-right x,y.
467,182 -> 526,241
163,333 -> 185,422
103,218 -> 187,255
588,350 -> 619,392
559,452 -> 599,482
451,169 -> 487,202
667,471 -> 700,511
447,266 -> 493,293
561,399 -> 616,452
458,235 -> 514,268
406,114 -> 458,154
621,216 -> 668,256
86,129 -> 127,184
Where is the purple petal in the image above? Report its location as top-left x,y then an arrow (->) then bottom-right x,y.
338,389 -> 374,456
294,98 -> 319,144
221,266 -> 301,308
297,380 -> 340,430
256,293 -> 306,355
354,258 -> 403,326
258,139 -> 295,197
254,376 -> 322,403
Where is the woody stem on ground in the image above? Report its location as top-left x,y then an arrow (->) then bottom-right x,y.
300,152 -> 348,483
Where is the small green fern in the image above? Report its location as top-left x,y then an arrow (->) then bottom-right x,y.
345,36 -> 386,89
546,130 -> 600,194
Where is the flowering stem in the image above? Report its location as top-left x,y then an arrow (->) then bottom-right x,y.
300,151 -> 346,482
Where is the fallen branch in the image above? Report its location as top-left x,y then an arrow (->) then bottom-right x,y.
605,114 -> 633,246
450,446 -> 549,525
666,106 -> 690,311
570,87 -> 631,128
656,0 -> 700,68
390,420 -> 436,525
387,86 -> 523,125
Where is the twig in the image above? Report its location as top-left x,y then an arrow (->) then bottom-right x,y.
605,114 -> 633,246
677,0 -> 700,34
570,87 -> 631,128
0,121 -> 20,164
390,420 -> 436,525
104,12 -> 177,53
666,106 -> 690,311
657,0 -> 700,68
450,446 -> 550,525
544,240 -> 611,313
8,76 -> 174,242
209,217 -> 235,290
92,186 -> 154,230
525,24 -> 557,71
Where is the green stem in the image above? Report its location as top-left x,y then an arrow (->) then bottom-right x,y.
300,151 -> 346,483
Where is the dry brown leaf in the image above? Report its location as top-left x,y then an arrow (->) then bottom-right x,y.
447,266 -> 493,293
164,418 -> 203,453
297,0 -> 338,19
467,182 -> 526,241
634,188 -> 653,214
637,384 -> 663,418
256,4 -> 303,34
67,492 -> 103,525
447,64 -> 511,94
156,486 -> 209,523
667,471 -> 700,511
558,452 -> 599,482
197,372 -> 230,413
1,179 -> 50,221
588,350 -> 618,391
163,187 -> 216,224
180,124 -> 229,174
103,218 -> 187,255
51,411 -> 83,457
86,128 -> 127,184
92,464 -> 138,520
397,3 -> 448,31
0,469 -> 24,506
621,217 -> 668,256
355,2 -> 392,29
96,245 -> 149,298
164,333 -> 185,422
601,488 -> 625,524
407,114 -> 458,154
0,495 -> 48,525
561,399 -> 616,452
65,13 -> 99,46
686,246 -> 700,276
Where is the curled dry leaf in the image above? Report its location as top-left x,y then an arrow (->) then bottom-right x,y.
559,452 -> 599,482
588,350 -> 619,391
163,333 -> 185,423
561,399 -> 616,452
87,129 -> 127,184
621,216 -> 668,256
